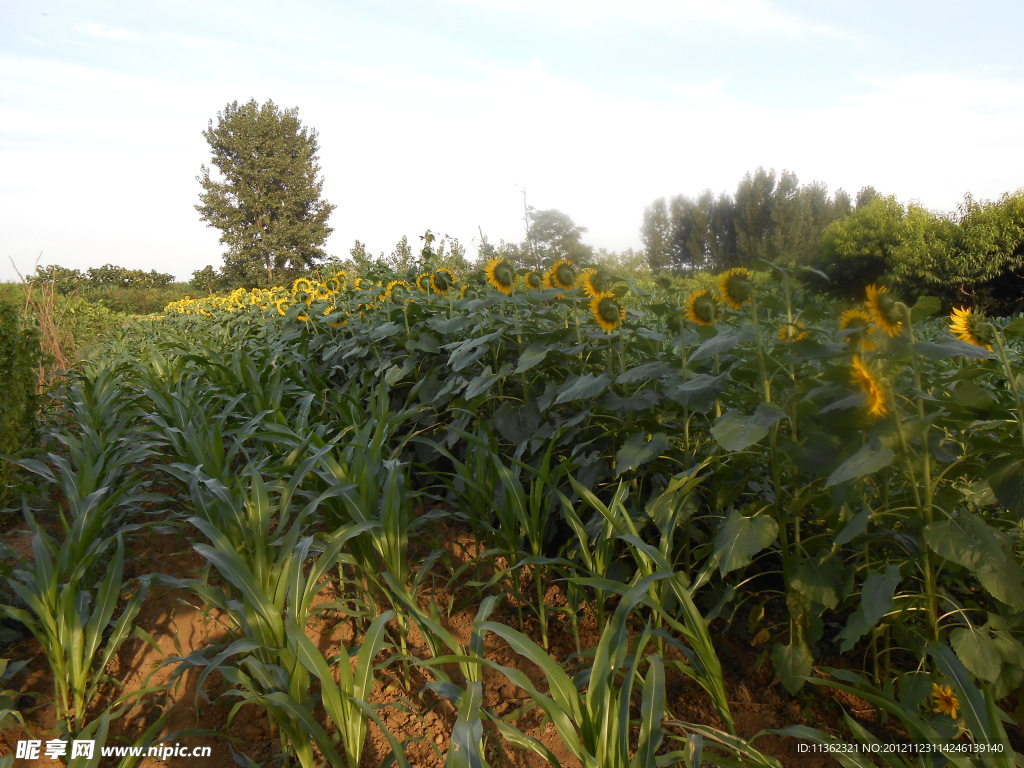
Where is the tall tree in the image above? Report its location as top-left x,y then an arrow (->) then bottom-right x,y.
641,198 -> 672,273
196,99 -> 336,287
526,208 -> 593,267
734,167 -> 778,264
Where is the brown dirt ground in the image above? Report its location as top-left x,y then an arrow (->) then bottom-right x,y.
2,519 -> 1019,768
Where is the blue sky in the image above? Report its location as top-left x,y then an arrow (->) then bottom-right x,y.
2,0 -> 1023,282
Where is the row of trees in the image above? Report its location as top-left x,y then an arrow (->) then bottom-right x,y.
643,168 -> 1024,312
640,168 -> 876,274
819,191 -> 1024,310
28,264 -> 176,294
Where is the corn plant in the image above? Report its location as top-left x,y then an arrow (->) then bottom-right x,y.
2,533 -> 148,735
476,576 -> 678,768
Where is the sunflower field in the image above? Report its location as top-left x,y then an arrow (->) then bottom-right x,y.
2,258 -> 1023,767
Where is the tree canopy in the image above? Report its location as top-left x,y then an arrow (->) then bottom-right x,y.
196,99 -> 336,288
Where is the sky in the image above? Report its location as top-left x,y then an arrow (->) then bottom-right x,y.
2,0 -> 1023,283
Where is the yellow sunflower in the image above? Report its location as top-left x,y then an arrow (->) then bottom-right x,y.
931,683 -> 959,719
851,355 -> 888,418
432,268 -> 455,295
590,292 -> 625,333
484,257 -> 515,295
864,284 -> 903,337
275,297 -> 290,316
384,280 -> 412,303
416,273 -> 432,292
949,306 -> 993,351
324,277 -> 341,294
292,277 -> 314,294
685,289 -> 720,326
718,268 -> 754,310
839,308 -> 876,352
312,283 -> 331,301
579,268 -> 610,298
524,270 -> 544,290
548,259 -> 577,291
778,321 -> 808,342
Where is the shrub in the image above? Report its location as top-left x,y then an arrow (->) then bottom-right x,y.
0,302 -> 41,510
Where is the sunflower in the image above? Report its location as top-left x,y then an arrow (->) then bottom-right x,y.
484,257 -> 515,295
312,283 -> 331,301
548,259 -> 577,291
590,292 -> 625,333
931,683 -> 959,719
579,268 -> 610,298
685,289 -> 720,326
292,277 -> 314,294
384,280 -> 412,304
851,355 -> 888,418
432,268 -> 455,295
864,284 -> 903,337
949,306 -> 993,351
524,270 -> 544,290
275,297 -> 290,316
839,308 -> 876,352
324,277 -> 341,294
718,268 -> 754,310
416,273 -> 432,292
778,321 -> 808,343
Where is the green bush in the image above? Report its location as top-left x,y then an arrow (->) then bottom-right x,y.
0,302 -> 41,510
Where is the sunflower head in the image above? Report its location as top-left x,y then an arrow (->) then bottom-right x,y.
839,308 -> 876,352
851,355 -> 888,418
524,270 -> 544,290
292,290 -> 311,306
580,267 -> 610,298
719,268 -> 754,310
778,321 -> 808,343
384,280 -> 412,303
324,277 -> 341,294
484,257 -> 515,295
685,289 -> 720,326
292,277 -> 314,294
432,268 -> 455,295
590,292 -> 625,333
275,297 -> 290,316
313,283 -> 331,301
931,683 -> 959,719
416,273 -> 432,292
949,306 -> 993,351
864,284 -> 904,337
548,259 -> 577,291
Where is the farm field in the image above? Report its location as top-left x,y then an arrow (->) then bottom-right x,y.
2,262 -> 1024,767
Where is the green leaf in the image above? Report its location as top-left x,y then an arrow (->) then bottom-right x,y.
664,373 -> 728,411
924,515 -> 1024,609
614,432 -> 669,475
492,399 -> 541,445
771,638 -> 813,695
790,556 -> 842,610
711,403 -> 786,452
950,626 -> 1001,683
464,367 -> 501,399
825,438 -> 894,487
909,295 -> 941,322
515,342 -> 553,374
554,373 -> 612,405
616,361 -> 672,384
714,509 -> 779,576
1001,317 -> 1024,338
987,458 -> 1024,520
913,340 -> 992,359
599,390 -> 661,412
838,565 -> 901,653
